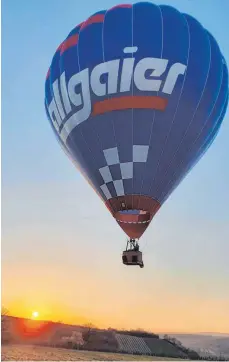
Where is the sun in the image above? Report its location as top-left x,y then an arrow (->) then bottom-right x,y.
31,311 -> 39,319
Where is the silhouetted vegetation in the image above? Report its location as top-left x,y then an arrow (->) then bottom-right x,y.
1,307 -> 11,344
117,328 -> 159,339
81,323 -> 97,344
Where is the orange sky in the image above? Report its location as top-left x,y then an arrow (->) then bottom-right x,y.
2,181 -> 229,335
2,259 -> 229,334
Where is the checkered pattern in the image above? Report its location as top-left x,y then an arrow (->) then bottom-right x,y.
99,145 -> 149,199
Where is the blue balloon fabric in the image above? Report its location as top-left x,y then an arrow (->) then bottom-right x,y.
45,2 -> 228,239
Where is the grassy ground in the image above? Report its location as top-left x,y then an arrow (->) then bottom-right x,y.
1,344 -> 188,361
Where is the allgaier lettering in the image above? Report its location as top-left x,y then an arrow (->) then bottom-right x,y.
47,47 -> 187,143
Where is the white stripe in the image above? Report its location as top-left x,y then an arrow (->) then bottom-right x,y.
117,219 -> 150,224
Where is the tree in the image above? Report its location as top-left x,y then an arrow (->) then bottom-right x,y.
82,323 -> 97,345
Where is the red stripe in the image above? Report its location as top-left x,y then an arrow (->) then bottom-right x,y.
56,42 -> 63,52
46,68 -> 50,80
60,34 -> 79,54
81,14 -> 105,29
109,4 -> 132,11
93,96 -> 168,116
75,22 -> 83,29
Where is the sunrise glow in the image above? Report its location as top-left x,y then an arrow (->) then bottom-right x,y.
31,311 -> 39,319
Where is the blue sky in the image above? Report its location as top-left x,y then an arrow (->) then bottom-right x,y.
2,0 -> 229,333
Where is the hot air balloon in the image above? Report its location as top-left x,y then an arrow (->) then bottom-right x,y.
45,2 -> 228,268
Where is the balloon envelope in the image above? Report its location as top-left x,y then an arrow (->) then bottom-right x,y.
45,2 -> 228,239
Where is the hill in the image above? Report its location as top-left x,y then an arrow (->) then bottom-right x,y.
169,334 -> 229,360
3,316 -> 228,360
2,316 -> 189,359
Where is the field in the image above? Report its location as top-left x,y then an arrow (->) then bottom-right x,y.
1,344 -> 187,361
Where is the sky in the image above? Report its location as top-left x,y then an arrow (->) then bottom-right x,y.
1,0 -> 229,334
